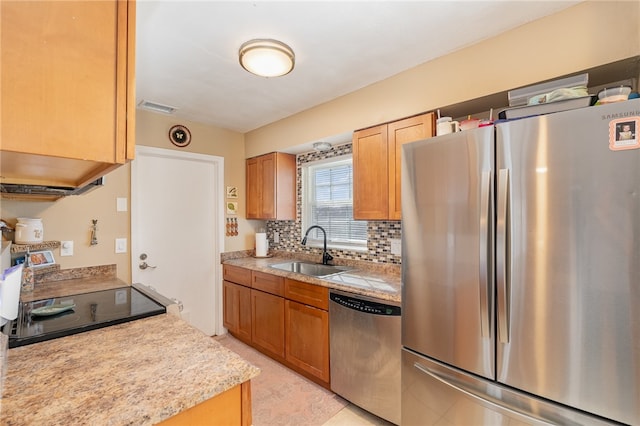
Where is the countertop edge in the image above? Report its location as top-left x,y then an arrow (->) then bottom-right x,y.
222,254 -> 401,303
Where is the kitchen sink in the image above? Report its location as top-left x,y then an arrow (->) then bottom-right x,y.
269,261 -> 352,277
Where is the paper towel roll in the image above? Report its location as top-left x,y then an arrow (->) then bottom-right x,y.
256,233 -> 268,257
0,263 -> 23,323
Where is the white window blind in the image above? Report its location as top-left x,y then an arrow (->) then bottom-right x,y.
303,156 -> 367,250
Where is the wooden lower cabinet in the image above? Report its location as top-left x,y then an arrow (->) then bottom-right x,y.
285,300 -> 330,383
223,281 -> 252,344
251,289 -> 285,360
159,381 -> 252,426
222,268 -> 331,387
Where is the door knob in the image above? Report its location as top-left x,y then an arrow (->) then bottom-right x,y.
139,261 -> 157,270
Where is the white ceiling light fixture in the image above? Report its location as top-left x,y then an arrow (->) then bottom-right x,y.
239,39 -> 295,77
313,141 -> 332,152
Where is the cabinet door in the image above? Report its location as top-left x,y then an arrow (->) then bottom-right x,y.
353,124 -> 389,220
237,285 -> 252,343
273,153 -> 297,220
223,281 -> 252,343
223,281 -> 240,333
251,289 -> 285,359
285,300 -> 330,383
387,113 -> 435,220
260,154 -> 277,219
1,0 -> 135,187
246,153 -> 296,220
246,157 -> 261,219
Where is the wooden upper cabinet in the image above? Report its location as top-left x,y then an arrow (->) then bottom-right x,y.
387,113 -> 435,220
353,112 -> 435,220
353,124 -> 389,220
0,0 -> 136,188
246,152 -> 296,220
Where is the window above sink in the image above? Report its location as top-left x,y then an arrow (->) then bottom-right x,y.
301,155 -> 367,251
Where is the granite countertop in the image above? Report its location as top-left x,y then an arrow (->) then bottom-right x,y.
222,252 -> 401,303
1,313 -> 260,426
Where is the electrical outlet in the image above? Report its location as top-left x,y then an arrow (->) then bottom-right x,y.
60,241 -> 74,256
115,238 -> 127,254
273,231 -> 279,243
390,238 -> 401,256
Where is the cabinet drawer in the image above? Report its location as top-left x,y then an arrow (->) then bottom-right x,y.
252,271 -> 284,296
223,264 -> 252,286
285,279 -> 328,310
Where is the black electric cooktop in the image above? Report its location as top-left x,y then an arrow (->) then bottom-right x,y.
6,286 -> 166,348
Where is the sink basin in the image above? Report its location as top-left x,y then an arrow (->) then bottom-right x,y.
269,261 -> 352,278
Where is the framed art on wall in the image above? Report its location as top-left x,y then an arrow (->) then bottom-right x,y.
168,125 -> 191,147
226,186 -> 238,198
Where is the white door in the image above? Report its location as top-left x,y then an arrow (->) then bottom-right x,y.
131,146 -> 224,336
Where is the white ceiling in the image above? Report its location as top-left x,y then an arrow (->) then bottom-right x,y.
136,1 -> 581,134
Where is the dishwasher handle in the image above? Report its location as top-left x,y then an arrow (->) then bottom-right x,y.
330,292 -> 401,316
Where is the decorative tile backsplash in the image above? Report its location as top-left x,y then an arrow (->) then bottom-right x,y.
266,142 -> 402,264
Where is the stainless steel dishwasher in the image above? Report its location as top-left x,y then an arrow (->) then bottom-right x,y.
329,289 -> 401,425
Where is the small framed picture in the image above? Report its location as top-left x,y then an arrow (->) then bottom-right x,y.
610,117 -> 640,151
29,250 -> 56,268
226,201 -> 238,215
168,124 -> 191,148
226,186 -> 238,198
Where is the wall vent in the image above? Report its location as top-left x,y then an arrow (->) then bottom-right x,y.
138,100 -> 177,114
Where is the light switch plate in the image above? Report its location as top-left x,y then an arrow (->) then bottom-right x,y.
390,238 -> 401,256
116,197 -> 128,212
60,240 -> 74,256
115,238 -> 127,253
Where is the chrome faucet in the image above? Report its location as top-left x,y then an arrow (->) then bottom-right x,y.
301,225 -> 333,265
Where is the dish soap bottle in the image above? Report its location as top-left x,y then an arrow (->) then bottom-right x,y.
21,250 -> 34,293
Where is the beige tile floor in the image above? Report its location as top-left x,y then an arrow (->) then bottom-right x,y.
216,333 -> 396,425
323,404 -> 395,426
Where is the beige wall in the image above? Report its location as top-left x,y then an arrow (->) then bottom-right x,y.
1,165 -> 131,281
244,1 -> 640,157
0,111 -> 250,282
135,110 -> 258,252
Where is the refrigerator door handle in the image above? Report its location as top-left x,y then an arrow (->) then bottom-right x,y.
413,362 -> 554,425
497,168 -> 510,344
479,170 -> 492,338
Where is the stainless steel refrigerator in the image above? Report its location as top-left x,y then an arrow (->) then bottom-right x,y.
401,98 -> 640,425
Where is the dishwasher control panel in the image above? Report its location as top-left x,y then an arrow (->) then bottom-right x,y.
330,292 -> 401,316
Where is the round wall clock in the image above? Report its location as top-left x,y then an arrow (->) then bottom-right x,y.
168,125 -> 191,147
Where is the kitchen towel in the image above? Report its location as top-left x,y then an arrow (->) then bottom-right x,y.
256,233 -> 268,257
